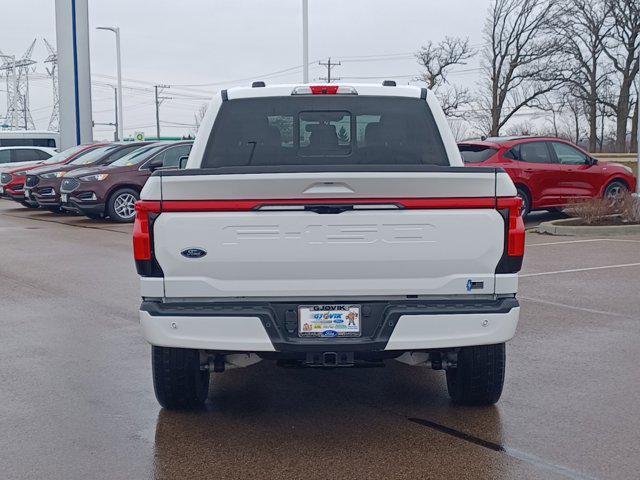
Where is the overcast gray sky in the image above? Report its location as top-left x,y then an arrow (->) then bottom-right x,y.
0,0 -> 489,138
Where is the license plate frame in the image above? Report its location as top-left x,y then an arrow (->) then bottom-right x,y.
298,304 -> 361,338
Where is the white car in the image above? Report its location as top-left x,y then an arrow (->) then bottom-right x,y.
134,82 -> 525,409
0,146 -> 57,171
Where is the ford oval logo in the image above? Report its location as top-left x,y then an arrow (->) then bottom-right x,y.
181,248 -> 207,259
322,330 -> 338,337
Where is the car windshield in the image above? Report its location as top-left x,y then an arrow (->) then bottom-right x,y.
68,145 -> 118,165
41,144 -> 92,165
109,144 -> 164,167
202,96 -> 448,168
459,145 -> 498,163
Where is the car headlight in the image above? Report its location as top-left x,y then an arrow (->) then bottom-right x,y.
41,171 -> 66,179
80,173 -> 109,182
14,170 -> 28,176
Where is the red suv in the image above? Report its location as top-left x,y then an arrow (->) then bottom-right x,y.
459,137 -> 637,216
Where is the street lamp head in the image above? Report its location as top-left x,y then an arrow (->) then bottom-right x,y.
96,26 -> 119,33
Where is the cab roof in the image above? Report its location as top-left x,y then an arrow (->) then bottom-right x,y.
224,83 -> 428,100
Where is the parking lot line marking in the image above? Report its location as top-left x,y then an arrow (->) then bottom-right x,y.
521,262 -> 640,278
519,296 -> 635,320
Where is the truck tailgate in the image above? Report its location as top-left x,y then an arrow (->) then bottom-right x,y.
144,170 -> 515,298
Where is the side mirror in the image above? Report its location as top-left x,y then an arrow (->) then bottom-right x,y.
588,157 -> 598,166
178,156 -> 189,169
147,158 -> 164,172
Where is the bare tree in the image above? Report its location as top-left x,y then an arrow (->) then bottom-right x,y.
194,103 -> 208,131
555,0 -> 613,151
416,37 -> 475,117
480,0 -> 563,136
603,0 -> 640,152
561,94 -> 586,144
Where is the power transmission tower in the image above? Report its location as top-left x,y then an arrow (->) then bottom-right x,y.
0,40 -> 37,130
0,51 -> 16,129
319,57 -> 341,83
43,38 -> 59,132
154,85 -> 171,139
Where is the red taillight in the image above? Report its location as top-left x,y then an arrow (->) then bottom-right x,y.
133,201 -> 160,261
497,197 -> 525,258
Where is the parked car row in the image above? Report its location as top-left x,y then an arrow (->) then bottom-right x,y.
0,140 -> 193,222
459,136 -> 636,216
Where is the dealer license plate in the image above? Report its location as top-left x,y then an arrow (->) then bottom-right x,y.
0,187 -> 4,195
61,193 -> 67,203
23,188 -> 28,198
298,304 -> 361,337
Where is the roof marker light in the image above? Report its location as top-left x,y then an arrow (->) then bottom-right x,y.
292,85 -> 358,95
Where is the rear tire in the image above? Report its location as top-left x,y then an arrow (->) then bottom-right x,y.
152,346 -> 209,410
446,343 -> 505,406
106,188 -> 139,223
515,187 -> 531,217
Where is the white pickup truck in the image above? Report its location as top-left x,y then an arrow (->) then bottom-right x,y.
134,83 -> 525,410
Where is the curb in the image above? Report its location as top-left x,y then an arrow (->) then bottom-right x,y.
537,218 -> 640,236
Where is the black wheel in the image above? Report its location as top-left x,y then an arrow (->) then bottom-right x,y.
152,346 -> 210,410
20,201 -> 39,209
446,343 -> 505,406
85,213 -> 102,220
106,188 -> 138,223
604,180 -> 628,201
516,187 -> 531,217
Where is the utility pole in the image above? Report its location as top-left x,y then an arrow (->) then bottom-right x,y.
154,84 -> 171,140
302,0 -> 309,83
319,57 -> 340,83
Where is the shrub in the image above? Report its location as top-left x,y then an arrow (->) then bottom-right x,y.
566,197 -> 615,225
618,192 -> 640,224
566,192 -> 640,225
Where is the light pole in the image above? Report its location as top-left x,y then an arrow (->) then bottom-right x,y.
97,26 -> 123,141
302,0 -> 309,83
637,48 -> 640,194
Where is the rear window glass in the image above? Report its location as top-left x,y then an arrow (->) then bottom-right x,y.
458,145 -> 498,163
202,96 -> 448,168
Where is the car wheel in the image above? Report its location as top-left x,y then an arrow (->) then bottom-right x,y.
152,346 -> 210,410
107,188 -> 139,223
516,187 -> 531,217
604,180 -> 628,201
446,343 -> 505,406
20,201 -> 39,209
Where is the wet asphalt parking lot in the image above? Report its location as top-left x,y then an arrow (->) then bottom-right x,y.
1,201 -> 639,480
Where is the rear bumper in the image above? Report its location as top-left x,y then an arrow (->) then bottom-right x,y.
139,297 -> 519,353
